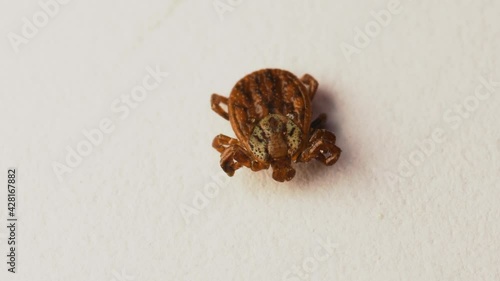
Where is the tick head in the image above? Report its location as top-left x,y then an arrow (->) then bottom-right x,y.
271,157 -> 296,182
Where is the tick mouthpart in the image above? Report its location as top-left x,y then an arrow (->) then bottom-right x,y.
271,158 -> 296,182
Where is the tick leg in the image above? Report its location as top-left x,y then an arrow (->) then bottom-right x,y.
213,135 -> 269,176
211,93 -> 230,120
219,144 -> 269,176
298,129 -> 341,166
212,134 -> 239,153
220,145 -> 246,176
301,74 -> 319,100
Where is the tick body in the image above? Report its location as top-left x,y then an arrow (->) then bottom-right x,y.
211,69 -> 341,182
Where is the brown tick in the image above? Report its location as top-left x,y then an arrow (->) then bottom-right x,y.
211,69 -> 341,182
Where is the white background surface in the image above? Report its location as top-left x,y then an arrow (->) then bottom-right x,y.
1,0 -> 500,280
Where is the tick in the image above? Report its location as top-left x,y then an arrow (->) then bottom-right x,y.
210,69 -> 341,182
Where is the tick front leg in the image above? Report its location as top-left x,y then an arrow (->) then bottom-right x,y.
212,134 -> 239,153
299,129 -> 341,166
301,74 -> 319,100
219,145 -> 269,177
213,134 -> 269,177
211,93 -> 229,120
219,145 -> 246,176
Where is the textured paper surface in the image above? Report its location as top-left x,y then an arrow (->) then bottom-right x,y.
0,0 -> 499,280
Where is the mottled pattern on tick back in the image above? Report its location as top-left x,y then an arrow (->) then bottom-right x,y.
249,114 -> 303,161
228,69 -> 312,158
